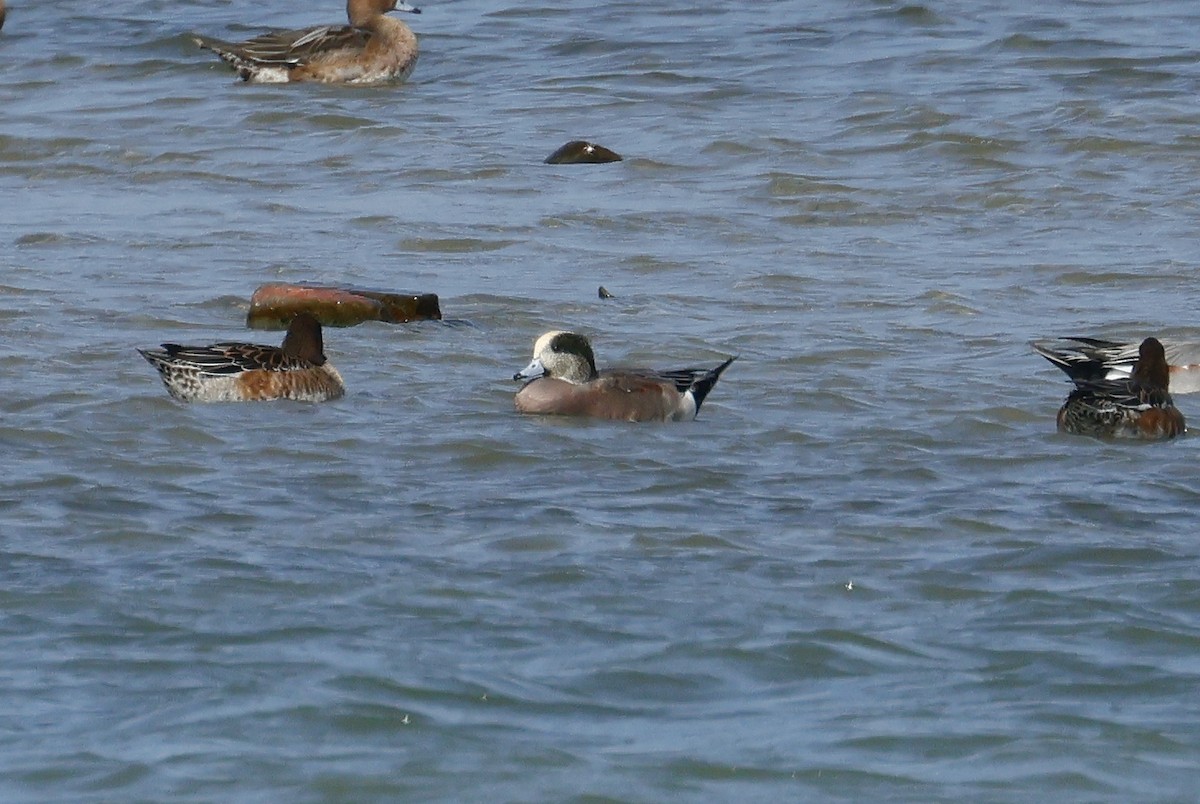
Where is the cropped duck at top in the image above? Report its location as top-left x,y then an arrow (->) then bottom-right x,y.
192,0 -> 421,84
1034,336 -> 1185,440
513,331 -> 736,422
138,313 -> 345,403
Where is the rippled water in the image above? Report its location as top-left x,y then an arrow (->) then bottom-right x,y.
4,0 -> 1200,799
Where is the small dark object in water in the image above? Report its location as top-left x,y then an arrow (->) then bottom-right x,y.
545,140 -> 622,165
598,286 -> 614,299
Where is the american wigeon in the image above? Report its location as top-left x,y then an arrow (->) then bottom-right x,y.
138,313 -> 345,403
1038,337 -> 1185,439
1032,336 -> 1200,394
192,0 -> 420,84
0,1 -> 7,32
513,331 -> 736,422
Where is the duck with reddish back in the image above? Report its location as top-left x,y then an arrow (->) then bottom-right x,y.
139,313 -> 345,403
192,0 -> 421,84
1039,336 -> 1185,440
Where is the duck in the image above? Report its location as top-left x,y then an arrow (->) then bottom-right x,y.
513,330 -> 735,422
1037,336 -> 1184,440
191,0 -> 420,84
138,313 -> 345,402
1031,336 -> 1200,394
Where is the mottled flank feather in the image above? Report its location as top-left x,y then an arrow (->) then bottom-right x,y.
138,313 -> 345,403
1038,337 -> 1185,440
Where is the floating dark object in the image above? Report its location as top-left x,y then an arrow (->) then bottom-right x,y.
598,286 -> 614,299
544,140 -> 622,165
246,283 -> 441,329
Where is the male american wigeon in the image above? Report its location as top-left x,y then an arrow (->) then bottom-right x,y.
192,0 -> 420,84
139,313 -> 345,403
1032,336 -> 1200,394
1037,336 -> 1185,440
513,331 -> 736,422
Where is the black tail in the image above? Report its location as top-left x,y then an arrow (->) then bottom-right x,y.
1030,341 -> 1099,383
137,347 -> 169,371
1031,338 -> 1128,384
690,356 -> 737,413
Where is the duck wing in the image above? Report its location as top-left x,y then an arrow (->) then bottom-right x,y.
201,25 -> 372,66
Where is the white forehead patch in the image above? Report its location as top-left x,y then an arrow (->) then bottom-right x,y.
533,330 -> 568,357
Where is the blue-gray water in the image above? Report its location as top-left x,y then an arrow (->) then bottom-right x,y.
4,0 -> 1200,799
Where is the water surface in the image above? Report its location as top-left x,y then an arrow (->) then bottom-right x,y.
3,0 -> 1200,799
